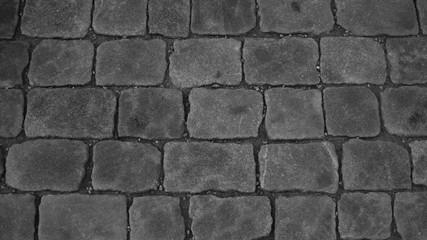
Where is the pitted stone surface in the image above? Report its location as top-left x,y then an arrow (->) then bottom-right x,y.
148,0 -> 190,37
29,40 -> 94,86
0,41 -> 29,87
170,39 -> 241,88
118,88 -> 184,139
39,194 -> 127,240
410,141 -> 427,186
0,89 -> 23,137
275,196 -> 336,240
190,196 -> 271,240
0,194 -> 34,240
0,0 -> 19,38
243,38 -> 319,85
163,142 -> 255,192
96,39 -> 166,86
188,88 -> 263,139
25,88 -> 116,138
342,139 -> 411,190
320,37 -> 386,84
395,192 -> 427,240
130,197 -> 185,240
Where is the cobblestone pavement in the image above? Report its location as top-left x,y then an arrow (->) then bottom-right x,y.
1,0 -> 427,239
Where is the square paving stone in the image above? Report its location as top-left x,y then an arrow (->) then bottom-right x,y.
324,86 -> 380,137
0,41 -> 29,87
188,88 -> 263,139
21,0 -> 92,38
163,142 -> 255,192
92,140 -> 161,192
96,39 -> 166,86
320,37 -> 386,84
243,38 -> 319,85
417,1 -> 427,33
191,0 -> 256,35
28,40 -> 94,86
395,192 -> 427,240
0,89 -> 23,137
170,39 -> 241,88
148,0 -> 190,37
259,142 -> 338,193
0,194 -> 35,240
39,194 -> 127,240
265,88 -> 324,139
275,196 -> 336,240
258,0 -> 334,34
130,196 -> 185,240
0,0 -> 19,38
336,0 -> 418,36
338,192 -> 392,239
409,141 -> 427,186
342,139 -> 411,190
190,196 -> 271,240
25,88 -> 116,138
6,139 -> 88,191
93,0 -> 146,36
118,88 -> 184,139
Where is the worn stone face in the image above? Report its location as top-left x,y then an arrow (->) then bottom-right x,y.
25,88 -> 116,138
265,88 -> 324,139
163,142 -> 255,192
418,1 -> 427,33
148,0 -> 190,37
170,39 -> 241,88
275,196 -> 336,240
39,194 -> 127,240
243,38 -> 319,85
130,197 -> 185,240
188,88 -> 263,139
29,40 -> 94,86
96,39 -> 166,86
324,86 -> 380,137
321,37 -> 386,84
0,194 -> 35,240
395,192 -> 427,240
118,88 -> 184,139
0,89 -> 23,137
21,0 -> 92,38
342,139 -> 411,190
190,196 -> 271,240
410,141 -> 427,186
0,0 -> 19,38
0,41 -> 29,87
259,142 -> 338,193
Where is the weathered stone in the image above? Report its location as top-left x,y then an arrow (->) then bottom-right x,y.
6,139 -> 88,191
0,0 -> 19,38
191,0 -> 256,35
321,37 -> 386,84
118,88 -> 184,139
259,142 -> 338,193
275,196 -> 336,240
395,192 -> 427,240
170,39 -> 241,88
265,88 -> 324,139
190,196 -> 271,240
29,40 -> 94,86
258,0 -> 334,34
0,194 -> 34,240
148,0 -> 190,37
39,194 -> 127,240
342,139 -> 411,190
418,1 -> 427,33
21,0 -> 92,38
0,41 -> 29,87
92,141 -> 161,192
25,88 -> 116,138
163,142 -> 255,192
410,141 -> 427,186
0,89 -> 23,137
96,39 -> 166,86
188,88 -> 263,139
243,38 -> 319,85
130,197 -> 185,240
324,86 -> 380,137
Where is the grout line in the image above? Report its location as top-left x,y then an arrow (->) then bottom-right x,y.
389,192 -> 402,239
33,193 -> 41,240
126,194 -> 133,240
413,0 -> 423,35
267,195 -> 276,239
188,0 -> 193,37
146,0 -> 150,35
180,195 -> 193,240
13,0 -> 26,40
79,142 -> 96,193
157,142 -> 166,191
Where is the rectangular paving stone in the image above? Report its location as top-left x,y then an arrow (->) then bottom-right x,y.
243,38 -> 319,85
265,88 -> 324,139
28,40 -> 94,86
395,192 -> 427,240
190,196 -> 271,240
409,141 -> 427,186
170,39 -> 241,88
25,88 -> 116,138
0,194 -> 35,240
148,0 -> 190,37
342,139 -> 411,190
417,0 -> 427,33
39,194 -> 127,240
188,88 -> 263,139
163,142 -> 255,192
259,142 -> 339,193
0,41 -> 29,87
6,139 -> 88,191
0,89 -> 23,137
130,196 -> 185,240
96,39 -> 166,86
118,88 -> 184,139
0,0 -> 19,38
320,37 -> 386,84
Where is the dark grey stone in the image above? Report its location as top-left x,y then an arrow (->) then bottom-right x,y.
0,89 -> 23,137
0,194 -> 35,240
0,41 -> 29,87
148,0 -> 190,37
0,0 -> 19,38
409,141 -> 427,186
395,192 -> 427,240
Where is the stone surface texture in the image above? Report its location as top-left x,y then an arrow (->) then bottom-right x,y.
410,141 -> 427,186
0,194 -> 35,240
0,41 -> 29,87
395,192 -> 427,240
148,0 -> 190,37
0,89 -> 23,137
0,0 -> 19,38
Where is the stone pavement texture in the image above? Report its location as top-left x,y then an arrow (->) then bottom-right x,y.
0,0 -> 427,239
